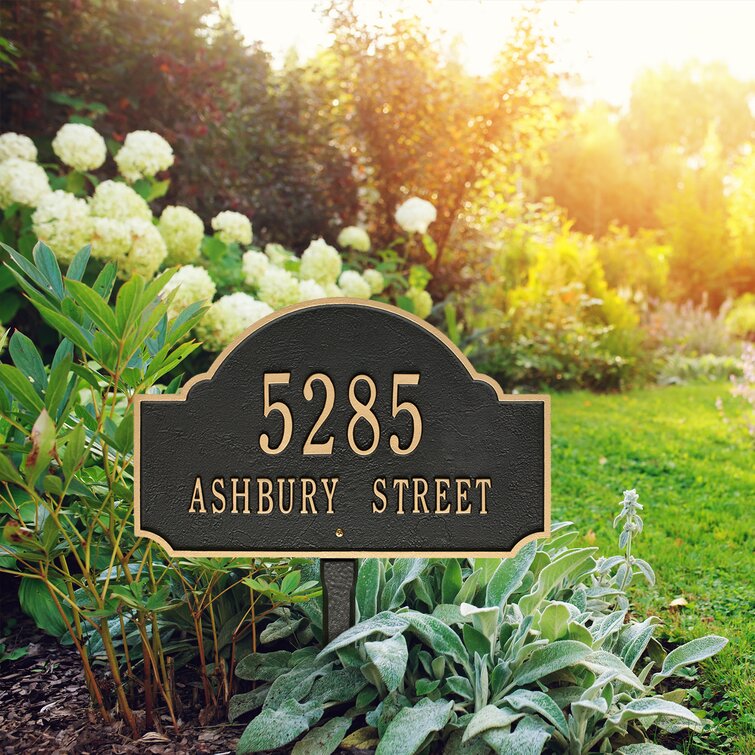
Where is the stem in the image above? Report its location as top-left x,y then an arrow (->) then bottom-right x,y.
99,618 -> 139,737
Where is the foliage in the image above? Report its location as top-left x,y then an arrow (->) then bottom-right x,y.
551,384 -> 755,754
656,354 -> 742,386
318,1 -> 561,294
230,493 -> 726,753
470,221 -> 645,391
0,0 -> 359,249
642,300 -> 740,362
725,293 -> 755,340
0,123 -> 434,366
0,243 -> 321,734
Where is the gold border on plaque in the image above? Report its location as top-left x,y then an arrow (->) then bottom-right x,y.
133,298 -> 551,558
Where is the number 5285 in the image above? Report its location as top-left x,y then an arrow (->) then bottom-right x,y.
259,372 -> 422,457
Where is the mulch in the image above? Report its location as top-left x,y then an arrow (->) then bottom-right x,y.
0,606 -> 244,755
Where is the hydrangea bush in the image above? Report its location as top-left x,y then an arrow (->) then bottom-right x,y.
0,126 -> 436,351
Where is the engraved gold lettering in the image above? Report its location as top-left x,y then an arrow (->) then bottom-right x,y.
372,478 -> 387,513
189,476 -> 206,513
257,478 -> 273,515
393,478 -> 409,515
476,478 -> 491,515
434,478 -> 451,514
413,478 -> 430,514
301,478 -> 317,514
231,477 -> 250,514
456,478 -> 472,515
322,477 -> 339,514
213,477 -> 227,513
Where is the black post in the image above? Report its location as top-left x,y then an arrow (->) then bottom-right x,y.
320,558 -> 357,646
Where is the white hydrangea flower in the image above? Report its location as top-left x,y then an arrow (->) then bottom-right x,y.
90,180 -> 152,223
195,292 -> 272,352
395,197 -> 437,234
337,226 -> 370,252
241,250 -> 270,287
257,266 -> 301,309
91,218 -> 131,263
52,123 -> 107,172
211,210 -> 252,245
406,287 -> 433,319
298,278 -> 327,302
119,219 -> 167,279
338,270 -> 371,299
323,283 -> 343,297
0,158 -> 51,209
32,190 -> 92,264
362,268 -> 385,295
159,205 -> 204,265
300,238 -> 342,285
115,130 -> 174,182
264,243 -> 294,267
160,264 -> 216,320
0,133 -> 37,163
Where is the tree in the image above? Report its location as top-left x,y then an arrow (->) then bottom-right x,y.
317,1 -> 560,294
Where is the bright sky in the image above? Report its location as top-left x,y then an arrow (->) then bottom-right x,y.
224,0 -> 755,105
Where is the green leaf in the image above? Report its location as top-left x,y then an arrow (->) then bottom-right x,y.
32,242 -> 64,299
237,699 -> 323,753
441,559 -> 463,603
505,689 -> 567,736
376,698 -> 453,755
486,541 -> 537,608
65,280 -> 119,340
463,705 -> 524,742
291,716 -> 351,755
0,364 -> 45,414
9,330 -> 47,393
356,558 -> 383,621
36,303 -> 93,354
365,632 -> 408,692
91,262 -> 117,302
115,275 -> 143,334
260,615 -> 302,644
0,454 -> 22,485
18,577 -> 70,638
650,635 -> 728,686
319,611 -> 409,657
459,603 -> 499,646
536,602 -> 571,642
66,245 -> 91,282
511,640 -> 592,687
405,611 -> 469,669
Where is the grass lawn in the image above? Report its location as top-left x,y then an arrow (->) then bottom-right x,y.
551,382 -> 754,754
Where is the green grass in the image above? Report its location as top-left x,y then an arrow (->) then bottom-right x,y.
551,382 -> 754,754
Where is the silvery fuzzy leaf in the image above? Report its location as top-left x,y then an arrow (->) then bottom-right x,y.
291,716 -> 352,755
376,698 -> 454,755
237,698 -> 323,754
365,632 -> 408,692
510,640 -> 592,687
445,675 -> 474,701
633,559 -> 656,586
462,705 -> 524,742
609,697 -> 702,730
579,650 -> 645,690
433,603 -> 473,626
228,685 -> 270,722
259,615 -> 303,644
308,666 -> 368,705
519,549 -> 598,615
405,611 -> 470,668
318,611 -> 409,656
616,744 -> 678,754
650,635 -> 728,687
356,558 -> 383,621
486,541 -> 537,609
235,650 -> 291,681
504,689 -> 568,736
482,714 -> 553,754
382,558 -> 428,610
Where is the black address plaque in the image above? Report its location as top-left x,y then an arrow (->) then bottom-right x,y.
134,300 -> 550,557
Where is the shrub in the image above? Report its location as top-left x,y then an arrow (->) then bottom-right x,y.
0,125 -> 435,362
230,490 -> 726,753
471,228 -> 645,391
725,293 -> 755,340
0,244 -> 321,734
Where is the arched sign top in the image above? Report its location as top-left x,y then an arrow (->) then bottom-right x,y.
135,299 -> 550,558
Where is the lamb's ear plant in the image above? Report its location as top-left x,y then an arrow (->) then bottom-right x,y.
230,491 -> 727,754
0,242 -> 321,735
